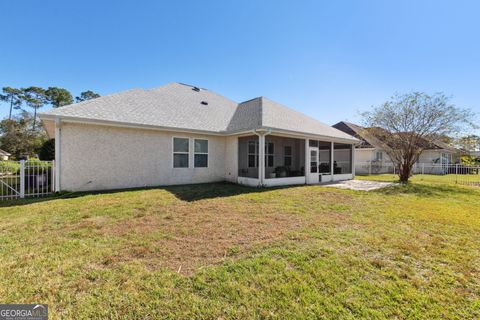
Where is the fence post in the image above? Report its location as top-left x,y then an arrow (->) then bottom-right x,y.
19,160 -> 25,198
422,163 -> 424,175
455,164 -> 459,184
51,160 -> 55,192
369,161 -> 372,175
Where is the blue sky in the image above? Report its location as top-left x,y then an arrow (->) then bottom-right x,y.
1,0 -> 479,128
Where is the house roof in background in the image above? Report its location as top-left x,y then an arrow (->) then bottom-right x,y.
0,149 -> 11,156
333,121 -> 460,153
333,121 -> 390,149
39,83 -> 357,142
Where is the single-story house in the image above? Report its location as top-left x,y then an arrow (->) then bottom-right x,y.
40,83 -> 358,192
0,149 -> 11,161
333,121 -> 460,174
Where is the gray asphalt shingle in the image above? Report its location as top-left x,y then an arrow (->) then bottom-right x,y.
40,82 -> 356,141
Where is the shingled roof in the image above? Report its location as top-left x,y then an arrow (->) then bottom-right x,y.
40,83 -> 357,142
333,121 -> 458,152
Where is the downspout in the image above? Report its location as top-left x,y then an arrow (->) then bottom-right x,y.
252,128 -> 271,186
54,117 -> 61,192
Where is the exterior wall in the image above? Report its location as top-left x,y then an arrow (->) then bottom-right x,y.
57,122 -> 356,191
264,176 -> 305,187
237,177 -> 260,187
224,135 -> 238,183
418,150 -> 445,164
59,122 -> 227,191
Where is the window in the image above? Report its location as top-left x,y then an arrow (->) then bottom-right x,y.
309,140 -> 319,147
173,137 -> 189,168
247,141 -> 273,167
265,142 -> 274,167
248,141 -> 259,167
284,146 -> 292,166
375,151 -> 383,161
194,139 -> 208,168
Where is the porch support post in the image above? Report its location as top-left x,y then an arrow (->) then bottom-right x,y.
304,138 -> 309,183
259,133 -> 265,186
330,141 -> 334,181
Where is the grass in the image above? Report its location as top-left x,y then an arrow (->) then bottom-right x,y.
0,178 -> 479,319
357,173 -> 480,186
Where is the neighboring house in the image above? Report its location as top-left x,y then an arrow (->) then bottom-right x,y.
333,121 -> 460,174
0,149 -> 11,161
39,83 -> 358,192
470,151 -> 480,158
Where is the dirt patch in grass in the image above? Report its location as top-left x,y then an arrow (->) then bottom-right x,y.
97,198 -> 344,275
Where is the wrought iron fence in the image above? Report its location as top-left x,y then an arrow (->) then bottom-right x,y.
356,161 -> 480,186
0,160 -> 55,200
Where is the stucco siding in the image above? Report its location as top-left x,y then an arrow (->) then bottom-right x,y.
224,135 -> 238,183
59,122 -> 227,191
418,150 -> 444,164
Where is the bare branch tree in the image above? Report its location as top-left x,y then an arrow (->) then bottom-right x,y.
362,92 -> 476,183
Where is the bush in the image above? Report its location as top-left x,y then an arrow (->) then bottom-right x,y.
0,161 -> 21,174
38,139 -> 55,161
24,158 -> 52,170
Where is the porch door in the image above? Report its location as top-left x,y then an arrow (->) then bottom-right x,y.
307,147 -> 319,184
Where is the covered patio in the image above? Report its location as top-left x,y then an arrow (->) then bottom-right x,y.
237,131 -> 355,187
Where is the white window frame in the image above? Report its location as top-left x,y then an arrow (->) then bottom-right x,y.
194,138 -> 209,168
173,136 -> 190,168
375,151 -> 383,161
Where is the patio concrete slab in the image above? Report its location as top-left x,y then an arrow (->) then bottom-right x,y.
323,179 -> 396,191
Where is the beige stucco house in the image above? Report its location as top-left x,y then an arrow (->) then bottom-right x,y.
40,83 -> 358,192
0,149 -> 11,161
333,121 -> 460,174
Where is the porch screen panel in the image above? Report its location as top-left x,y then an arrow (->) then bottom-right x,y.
333,143 -> 353,174
318,141 -> 331,174
238,136 -> 259,179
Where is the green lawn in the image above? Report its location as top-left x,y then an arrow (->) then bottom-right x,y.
0,179 -> 479,319
357,173 -> 480,186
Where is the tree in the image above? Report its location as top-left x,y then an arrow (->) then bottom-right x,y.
456,135 -> 480,152
22,86 -> 47,131
0,87 -> 23,119
362,92 -> 475,183
75,90 -> 100,102
45,87 -> 73,108
38,139 -> 55,160
0,115 -> 47,159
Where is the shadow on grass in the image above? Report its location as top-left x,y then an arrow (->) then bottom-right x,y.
164,182 -> 274,202
0,182 -> 275,207
376,182 -> 480,198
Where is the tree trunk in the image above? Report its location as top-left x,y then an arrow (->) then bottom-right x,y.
398,162 -> 412,183
9,96 -> 13,120
32,107 -> 37,131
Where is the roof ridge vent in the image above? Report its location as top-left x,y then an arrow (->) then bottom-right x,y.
192,87 -> 201,92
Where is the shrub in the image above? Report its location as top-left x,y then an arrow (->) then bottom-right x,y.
38,139 -> 55,161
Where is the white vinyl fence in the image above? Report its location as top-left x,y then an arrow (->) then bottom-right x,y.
356,161 -> 480,186
0,160 -> 55,200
